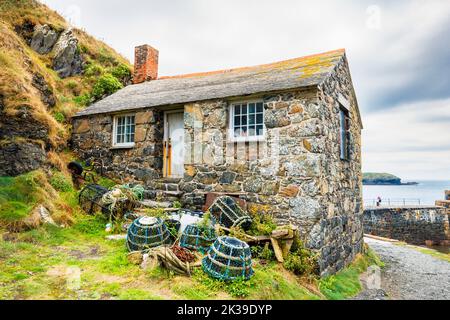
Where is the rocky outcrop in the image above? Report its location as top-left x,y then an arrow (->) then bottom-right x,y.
0,105 -> 50,144
52,29 -> 83,78
0,96 -> 49,177
30,24 -> 59,54
24,23 -> 83,78
14,20 -> 35,45
0,141 -> 46,176
31,73 -> 56,108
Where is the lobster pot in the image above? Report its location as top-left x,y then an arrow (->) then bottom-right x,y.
78,184 -> 110,215
126,217 -> 172,252
202,236 -> 254,281
209,196 -> 252,230
180,224 -> 217,253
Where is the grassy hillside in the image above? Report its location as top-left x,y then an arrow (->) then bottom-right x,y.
0,0 -> 131,169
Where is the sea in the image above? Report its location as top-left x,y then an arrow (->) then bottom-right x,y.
363,180 -> 450,207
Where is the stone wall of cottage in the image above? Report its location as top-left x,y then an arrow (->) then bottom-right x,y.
315,56 -> 364,275
71,109 -> 164,183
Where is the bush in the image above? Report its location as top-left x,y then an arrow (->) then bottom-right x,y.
53,112 -> 65,123
84,63 -> 104,77
73,93 -> 91,107
247,213 -> 277,236
251,243 -> 275,260
91,74 -> 123,100
283,238 -> 318,276
111,64 -> 131,84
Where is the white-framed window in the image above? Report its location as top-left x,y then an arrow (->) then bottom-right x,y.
229,101 -> 265,142
113,114 -> 136,147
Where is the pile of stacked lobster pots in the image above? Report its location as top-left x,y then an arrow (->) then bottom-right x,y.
127,195 -> 256,281
74,162 -> 288,281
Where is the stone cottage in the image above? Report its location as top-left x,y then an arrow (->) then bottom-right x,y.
72,45 -> 364,275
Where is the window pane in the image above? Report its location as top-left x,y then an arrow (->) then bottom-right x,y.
256,103 -> 263,113
249,103 -> 255,114
241,116 -> 247,126
241,127 -> 248,136
234,128 -> 241,137
256,113 -> 263,124
256,125 -> 264,136
235,105 -> 241,115
340,110 -> 346,159
242,104 -> 247,115
234,116 -> 241,126
249,126 -> 256,136
249,114 -> 255,125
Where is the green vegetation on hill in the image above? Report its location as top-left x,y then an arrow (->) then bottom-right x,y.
0,0 -> 131,169
363,172 -> 401,185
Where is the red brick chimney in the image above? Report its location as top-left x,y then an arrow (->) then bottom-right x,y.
133,45 -> 159,84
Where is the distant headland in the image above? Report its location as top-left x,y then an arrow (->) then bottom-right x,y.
363,173 -> 419,186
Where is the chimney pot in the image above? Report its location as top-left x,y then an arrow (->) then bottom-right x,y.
133,44 -> 159,84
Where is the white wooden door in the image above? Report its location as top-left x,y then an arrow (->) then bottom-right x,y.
164,112 -> 185,178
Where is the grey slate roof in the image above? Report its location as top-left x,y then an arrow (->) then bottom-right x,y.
74,49 -> 345,117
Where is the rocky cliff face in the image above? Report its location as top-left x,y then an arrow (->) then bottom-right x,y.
51,29 -> 84,78
0,0 -> 131,177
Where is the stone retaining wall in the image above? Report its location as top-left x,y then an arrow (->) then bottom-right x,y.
363,207 -> 450,245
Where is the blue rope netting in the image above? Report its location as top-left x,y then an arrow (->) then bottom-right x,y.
179,224 -> 217,253
202,236 -> 254,281
126,216 -> 172,252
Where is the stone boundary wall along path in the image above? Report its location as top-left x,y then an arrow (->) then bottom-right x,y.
363,206 -> 450,246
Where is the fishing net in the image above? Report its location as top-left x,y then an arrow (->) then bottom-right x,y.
180,224 -> 217,253
101,184 -> 144,220
126,216 -> 173,252
78,184 -> 110,215
209,196 -> 252,230
202,236 -> 254,281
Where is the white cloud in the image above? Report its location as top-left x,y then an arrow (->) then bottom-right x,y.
362,98 -> 450,180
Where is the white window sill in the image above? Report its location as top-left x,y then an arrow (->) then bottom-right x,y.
110,144 -> 135,150
227,136 -> 266,143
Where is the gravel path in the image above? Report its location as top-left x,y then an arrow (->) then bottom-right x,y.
356,237 -> 450,300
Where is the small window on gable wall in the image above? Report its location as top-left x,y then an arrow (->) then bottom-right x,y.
230,101 -> 265,142
339,107 -> 351,160
113,114 -> 135,147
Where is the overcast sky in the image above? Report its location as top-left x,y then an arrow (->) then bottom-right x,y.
41,0 -> 450,180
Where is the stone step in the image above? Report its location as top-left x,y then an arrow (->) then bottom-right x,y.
143,189 -> 184,202
160,177 -> 182,184
139,199 -> 173,209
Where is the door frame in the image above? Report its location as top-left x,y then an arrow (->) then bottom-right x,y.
163,109 -> 185,178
